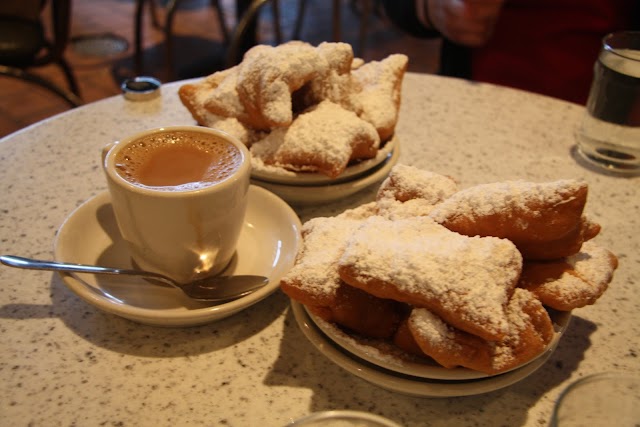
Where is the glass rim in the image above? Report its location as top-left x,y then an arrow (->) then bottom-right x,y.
549,372 -> 640,426
603,30 -> 640,62
287,410 -> 402,427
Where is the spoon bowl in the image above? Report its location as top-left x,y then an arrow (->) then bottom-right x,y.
0,255 -> 269,302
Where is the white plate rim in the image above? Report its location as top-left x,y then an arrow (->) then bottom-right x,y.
291,301 -> 565,397
53,186 -> 302,326
251,136 -> 397,186
306,306 -> 570,381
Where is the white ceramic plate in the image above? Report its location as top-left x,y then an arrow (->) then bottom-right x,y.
53,186 -> 302,327
251,137 -> 397,186
306,306 -> 570,381
251,144 -> 400,206
292,301 -> 568,397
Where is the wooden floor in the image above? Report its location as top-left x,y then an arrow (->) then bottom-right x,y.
0,0 -> 440,139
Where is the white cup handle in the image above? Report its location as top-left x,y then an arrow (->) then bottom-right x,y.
101,141 -> 117,170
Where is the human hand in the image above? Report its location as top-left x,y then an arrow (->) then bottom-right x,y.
425,0 -> 505,46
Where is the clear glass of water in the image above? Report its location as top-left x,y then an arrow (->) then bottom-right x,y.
575,31 -> 640,175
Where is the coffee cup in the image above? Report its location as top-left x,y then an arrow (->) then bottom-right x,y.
103,126 -> 251,284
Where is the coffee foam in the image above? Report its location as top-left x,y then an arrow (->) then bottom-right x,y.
114,130 -> 243,191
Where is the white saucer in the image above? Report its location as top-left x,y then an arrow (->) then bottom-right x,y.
292,301 -> 567,397
251,144 -> 400,206
53,186 -> 302,327
251,137 -> 397,186
306,306 -> 570,381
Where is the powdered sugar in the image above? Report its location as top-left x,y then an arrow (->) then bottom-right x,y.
283,101 -> 378,161
409,288 -> 552,372
350,54 -> 408,141
374,165 -> 458,219
179,42 -> 408,178
237,42 -> 329,127
378,164 -> 458,204
199,112 -> 254,147
531,241 -> 616,302
339,216 -> 522,337
568,241 -> 617,287
429,179 -> 587,225
542,272 -> 590,300
491,288 -> 544,370
279,166 -> 615,374
335,201 -> 378,220
282,216 -> 362,298
249,101 -> 379,176
410,308 -> 461,352
375,197 -> 437,219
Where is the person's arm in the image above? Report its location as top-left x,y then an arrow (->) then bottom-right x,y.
380,0 -> 440,39
420,0 -> 505,46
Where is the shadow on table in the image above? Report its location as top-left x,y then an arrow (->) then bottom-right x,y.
264,307 -> 596,427
0,273 -> 290,358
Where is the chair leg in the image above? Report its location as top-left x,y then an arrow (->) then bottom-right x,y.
134,0 -> 146,75
0,66 -> 82,108
226,0 -> 273,67
210,0 -> 230,44
272,0 -> 283,44
57,58 -> 82,99
164,0 -> 181,80
357,0 -> 372,56
149,0 -> 162,29
159,0 -> 230,80
292,0 -> 307,40
332,0 -> 341,42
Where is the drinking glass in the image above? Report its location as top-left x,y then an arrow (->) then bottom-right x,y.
550,372 -> 640,426
575,31 -> 640,175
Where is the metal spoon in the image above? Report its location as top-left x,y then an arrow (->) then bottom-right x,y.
0,255 -> 269,302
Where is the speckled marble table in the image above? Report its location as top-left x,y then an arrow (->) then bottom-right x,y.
1,73 -> 638,427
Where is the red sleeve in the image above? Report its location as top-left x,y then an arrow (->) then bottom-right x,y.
471,0 -> 637,104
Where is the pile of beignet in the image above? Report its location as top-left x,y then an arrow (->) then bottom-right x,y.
179,41 -> 408,178
280,164 -> 618,375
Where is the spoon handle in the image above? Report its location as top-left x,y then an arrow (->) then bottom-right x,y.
0,255 -> 167,282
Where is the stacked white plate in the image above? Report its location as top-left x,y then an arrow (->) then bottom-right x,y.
291,301 -> 571,397
250,137 -> 400,206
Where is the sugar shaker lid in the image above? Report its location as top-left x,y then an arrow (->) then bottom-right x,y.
121,76 -> 161,101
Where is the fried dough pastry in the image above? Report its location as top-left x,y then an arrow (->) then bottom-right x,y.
377,164 -> 458,203
201,66 -> 251,123
179,68 -> 233,124
338,216 -> 523,341
392,318 -> 425,357
308,283 -> 409,339
236,42 -> 330,129
349,54 -> 408,142
429,180 -> 597,260
249,101 -> 380,177
178,68 -> 259,146
280,216 -> 357,308
280,164 -> 617,374
406,288 -> 554,374
280,214 -> 406,339
519,241 -> 618,311
178,41 -> 408,178
375,165 -> 458,219
296,42 -> 356,110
